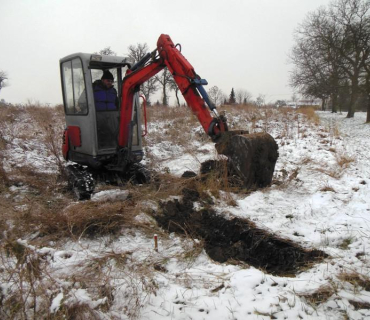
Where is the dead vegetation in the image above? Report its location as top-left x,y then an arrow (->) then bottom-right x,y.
0,238 -> 160,320
337,271 -> 370,292
299,284 -> 336,306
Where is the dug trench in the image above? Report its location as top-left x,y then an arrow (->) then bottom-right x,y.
153,186 -> 328,276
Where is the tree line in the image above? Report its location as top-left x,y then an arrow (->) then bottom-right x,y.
290,0 -> 370,122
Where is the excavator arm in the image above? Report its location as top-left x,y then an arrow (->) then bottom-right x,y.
157,34 -> 227,137
118,34 -> 227,148
119,34 -> 278,189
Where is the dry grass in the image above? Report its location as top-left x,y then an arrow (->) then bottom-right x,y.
3,187 -> 164,244
338,237 -> 354,250
145,106 -> 203,147
0,239 -> 158,319
27,104 -> 66,173
63,201 -> 138,238
335,152 -> 355,169
299,284 -> 336,306
0,241 -> 54,319
313,151 -> 354,180
0,105 -> 26,145
297,106 -> 320,125
348,300 -> 370,310
315,167 -> 343,179
273,167 -> 302,189
0,158 -> 9,188
337,271 -> 370,292
147,104 -> 198,123
320,183 -> 336,192
313,151 -> 355,179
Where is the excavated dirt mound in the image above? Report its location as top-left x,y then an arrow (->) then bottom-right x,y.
154,188 -> 327,276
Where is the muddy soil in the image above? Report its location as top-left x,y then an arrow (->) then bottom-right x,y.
154,188 -> 327,276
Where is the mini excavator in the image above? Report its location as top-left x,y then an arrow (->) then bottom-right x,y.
60,34 -> 278,199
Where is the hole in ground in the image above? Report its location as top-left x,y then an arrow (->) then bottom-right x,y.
154,188 -> 328,276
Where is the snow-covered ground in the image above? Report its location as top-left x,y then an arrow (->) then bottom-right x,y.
1,109 -> 370,319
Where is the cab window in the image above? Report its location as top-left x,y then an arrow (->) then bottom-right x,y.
62,58 -> 88,115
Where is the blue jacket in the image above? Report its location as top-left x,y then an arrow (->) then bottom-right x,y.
93,80 -> 118,111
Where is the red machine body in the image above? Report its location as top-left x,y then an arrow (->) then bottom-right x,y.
62,126 -> 81,159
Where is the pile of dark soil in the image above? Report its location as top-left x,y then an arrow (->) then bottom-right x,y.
215,132 -> 279,189
154,188 -> 327,276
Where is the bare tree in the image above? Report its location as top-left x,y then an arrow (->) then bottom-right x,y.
291,93 -> 299,104
207,86 -> 224,106
290,0 -> 370,118
96,47 -> 117,56
141,78 -> 159,106
155,68 -> 172,106
362,56 -> 370,122
127,43 -> 159,105
235,89 -> 252,104
127,43 -> 149,62
0,70 -> 8,93
256,94 -> 266,107
290,7 -> 344,112
169,78 -> 180,107
330,0 -> 370,117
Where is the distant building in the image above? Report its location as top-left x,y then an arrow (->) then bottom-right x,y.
286,99 -> 321,108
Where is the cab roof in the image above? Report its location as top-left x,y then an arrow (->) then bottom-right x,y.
59,52 -> 133,69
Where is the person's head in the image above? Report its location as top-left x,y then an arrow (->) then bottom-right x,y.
101,70 -> 114,88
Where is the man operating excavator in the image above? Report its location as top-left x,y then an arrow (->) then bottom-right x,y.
93,70 -> 120,148
93,70 -> 119,111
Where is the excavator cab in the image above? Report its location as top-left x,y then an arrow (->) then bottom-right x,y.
60,53 -> 143,170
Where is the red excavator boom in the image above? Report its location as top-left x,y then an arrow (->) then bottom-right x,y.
118,34 -> 227,148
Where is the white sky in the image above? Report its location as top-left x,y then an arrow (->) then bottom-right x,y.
0,0 -> 332,105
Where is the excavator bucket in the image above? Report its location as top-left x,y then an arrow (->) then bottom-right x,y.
215,132 -> 278,189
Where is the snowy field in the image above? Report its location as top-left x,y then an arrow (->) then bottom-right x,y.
1,108 -> 370,319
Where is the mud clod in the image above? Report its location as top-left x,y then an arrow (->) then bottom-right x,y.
155,190 -> 327,276
181,171 -> 197,178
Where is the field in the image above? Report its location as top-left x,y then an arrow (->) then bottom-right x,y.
0,104 -> 370,319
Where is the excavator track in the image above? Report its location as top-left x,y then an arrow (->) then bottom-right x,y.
65,163 -> 151,200
65,164 -> 95,200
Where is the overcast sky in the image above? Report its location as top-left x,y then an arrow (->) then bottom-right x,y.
0,0 -> 333,105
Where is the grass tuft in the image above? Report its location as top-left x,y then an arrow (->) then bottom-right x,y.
299,284 -> 336,306
337,271 -> 370,292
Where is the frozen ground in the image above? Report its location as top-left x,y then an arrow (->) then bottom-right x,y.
138,111 -> 370,320
1,110 -> 370,319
